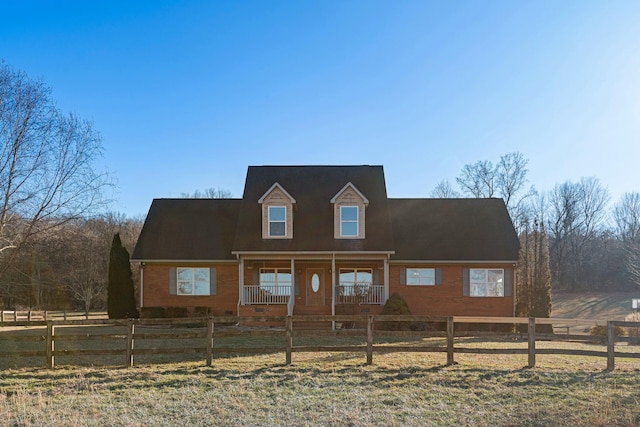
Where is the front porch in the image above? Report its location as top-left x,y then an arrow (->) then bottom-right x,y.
235,253 -> 391,319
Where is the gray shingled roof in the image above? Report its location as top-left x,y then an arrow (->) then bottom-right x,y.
388,198 -> 519,261
232,165 -> 395,253
132,167 -> 519,262
131,199 -> 240,261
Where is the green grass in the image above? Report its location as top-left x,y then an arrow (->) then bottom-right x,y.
1,350 -> 639,427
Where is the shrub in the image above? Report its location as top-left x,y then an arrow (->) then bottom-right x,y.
378,292 -> 412,331
589,325 -> 626,337
625,312 -> 640,343
140,307 -> 166,319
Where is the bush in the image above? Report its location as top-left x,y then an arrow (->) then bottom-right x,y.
624,312 -> 640,342
378,292 -> 412,331
589,325 -> 626,337
140,307 -> 165,319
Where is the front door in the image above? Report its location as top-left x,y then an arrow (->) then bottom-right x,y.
306,268 -> 325,306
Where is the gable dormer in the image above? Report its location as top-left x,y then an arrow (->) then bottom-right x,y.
258,182 -> 295,239
331,182 -> 368,239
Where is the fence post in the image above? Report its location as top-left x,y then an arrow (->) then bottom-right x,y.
206,317 -> 214,367
607,321 -> 615,371
28,311 -> 32,322
126,319 -> 135,368
1,311 -> 4,322
285,316 -> 292,365
366,316 -> 374,365
46,321 -> 55,369
447,317 -> 455,366
13,311 -> 17,322
527,317 -> 536,368
44,311 -> 47,321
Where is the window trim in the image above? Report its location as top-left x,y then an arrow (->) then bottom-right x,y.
259,268 -> 292,296
406,268 -> 436,286
176,267 -> 210,296
469,268 -> 504,297
340,205 -> 359,237
268,206 -> 287,237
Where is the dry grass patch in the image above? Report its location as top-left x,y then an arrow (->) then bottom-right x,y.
1,347 -> 639,427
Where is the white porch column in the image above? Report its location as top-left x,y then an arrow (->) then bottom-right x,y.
383,256 -> 389,304
238,257 -> 244,305
289,258 -> 295,316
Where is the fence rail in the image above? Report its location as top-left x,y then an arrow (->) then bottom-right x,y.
1,315 -> 639,370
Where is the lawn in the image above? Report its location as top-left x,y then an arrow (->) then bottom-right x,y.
1,346 -> 639,427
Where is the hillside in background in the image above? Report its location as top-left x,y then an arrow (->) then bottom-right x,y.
551,292 -> 639,320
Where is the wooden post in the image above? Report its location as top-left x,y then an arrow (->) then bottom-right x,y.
366,315 -> 373,365
1,311 -> 4,322
446,317 -> 454,366
206,318 -> 214,367
46,321 -> 55,369
28,311 -> 32,321
13,311 -> 17,322
285,316 -> 292,365
527,317 -> 536,368
44,311 -> 47,321
126,319 -> 135,368
607,321 -> 615,371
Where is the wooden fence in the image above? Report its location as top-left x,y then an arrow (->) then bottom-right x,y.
1,315 -> 639,370
0,310 -> 107,322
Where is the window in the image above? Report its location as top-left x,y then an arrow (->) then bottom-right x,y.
177,268 -> 210,295
340,206 -> 359,237
260,268 -> 292,296
407,268 -> 435,286
470,269 -> 504,297
268,206 -> 286,237
339,268 -> 372,295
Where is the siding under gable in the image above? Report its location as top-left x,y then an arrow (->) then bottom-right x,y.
260,186 -> 294,239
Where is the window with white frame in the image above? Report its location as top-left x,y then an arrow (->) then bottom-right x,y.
259,268 -> 292,296
339,268 -> 372,295
407,268 -> 435,286
268,206 -> 286,237
340,206 -> 359,237
177,268 -> 210,295
470,269 -> 504,297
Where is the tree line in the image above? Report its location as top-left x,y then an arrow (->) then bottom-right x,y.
434,152 -> 640,297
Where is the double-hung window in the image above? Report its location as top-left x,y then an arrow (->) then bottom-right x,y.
268,206 -> 286,237
340,206 -> 359,237
470,269 -> 504,297
177,268 -> 210,295
406,268 -> 436,286
259,268 -> 292,296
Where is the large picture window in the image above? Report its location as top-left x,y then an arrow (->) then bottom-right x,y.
340,206 -> 359,237
339,268 -> 372,295
177,268 -> 210,295
268,206 -> 286,237
470,269 -> 504,297
260,268 -> 292,296
406,268 -> 435,286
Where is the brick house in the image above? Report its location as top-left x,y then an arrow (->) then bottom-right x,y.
131,165 -> 520,318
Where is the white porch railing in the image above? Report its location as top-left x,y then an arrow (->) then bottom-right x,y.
244,285 -> 291,305
335,283 -> 384,305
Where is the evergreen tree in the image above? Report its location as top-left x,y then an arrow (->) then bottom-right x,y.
108,233 -> 138,319
517,219 -> 552,326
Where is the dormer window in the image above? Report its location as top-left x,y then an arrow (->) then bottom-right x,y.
340,206 -> 359,237
331,182 -> 368,239
268,206 -> 286,237
259,182 -> 295,239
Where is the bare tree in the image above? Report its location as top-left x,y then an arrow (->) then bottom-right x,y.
0,62 -> 110,277
180,187 -> 233,198
430,180 -> 460,198
546,178 -> 610,291
456,152 -> 535,230
614,192 -> 640,288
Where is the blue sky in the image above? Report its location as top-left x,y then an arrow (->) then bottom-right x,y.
1,1 -> 639,217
